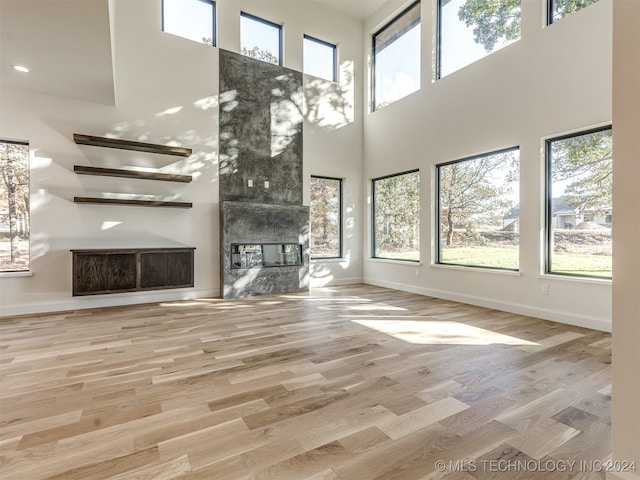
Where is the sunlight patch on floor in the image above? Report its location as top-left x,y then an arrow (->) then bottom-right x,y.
351,318 -> 539,346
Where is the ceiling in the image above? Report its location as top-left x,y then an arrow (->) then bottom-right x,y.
0,0 -> 115,105
312,0 -> 389,20
0,0 -> 391,106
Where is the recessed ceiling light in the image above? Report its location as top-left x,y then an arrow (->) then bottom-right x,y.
12,65 -> 30,73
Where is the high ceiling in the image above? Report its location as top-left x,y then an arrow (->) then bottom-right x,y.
313,0 -> 389,20
0,0 -> 115,105
0,0 -> 391,105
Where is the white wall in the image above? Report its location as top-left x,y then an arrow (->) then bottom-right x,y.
362,0 -> 613,331
0,0 -> 364,316
610,0 -> 640,476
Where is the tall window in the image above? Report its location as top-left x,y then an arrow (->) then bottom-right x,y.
304,35 -> 337,82
241,12 -> 282,65
162,0 -> 215,46
310,176 -> 342,258
437,148 -> 520,270
546,127 -> 612,278
373,1 -> 421,111
1,140 -> 30,272
548,0 -> 600,24
372,170 -> 420,261
438,0 -> 521,77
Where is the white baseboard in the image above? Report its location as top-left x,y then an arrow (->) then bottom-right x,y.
364,277 -> 611,332
0,288 -> 220,318
310,276 -> 363,288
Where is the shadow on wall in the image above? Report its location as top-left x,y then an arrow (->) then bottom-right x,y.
304,60 -> 355,132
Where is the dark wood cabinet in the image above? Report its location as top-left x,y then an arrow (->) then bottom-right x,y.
71,248 -> 194,296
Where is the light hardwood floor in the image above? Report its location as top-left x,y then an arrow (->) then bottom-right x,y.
0,285 -> 612,479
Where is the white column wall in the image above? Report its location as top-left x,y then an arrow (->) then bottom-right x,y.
610,0 -> 640,477
362,0 -> 613,331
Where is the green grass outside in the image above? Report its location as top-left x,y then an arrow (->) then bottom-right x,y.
440,247 -> 518,270
551,252 -> 612,278
379,247 -> 612,278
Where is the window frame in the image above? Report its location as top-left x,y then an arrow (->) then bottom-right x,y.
240,11 -> 283,66
547,0 -> 599,25
161,0 -> 216,47
0,138 -> 30,273
310,175 -> 343,260
544,125 -> 612,279
436,146 -> 520,271
371,169 -> 420,262
303,34 -> 337,82
436,0 -> 521,79
372,0 -> 421,111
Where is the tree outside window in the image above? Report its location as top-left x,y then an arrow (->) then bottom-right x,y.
1,140 -> 30,272
546,127 -> 612,278
310,176 -> 342,258
549,0 -> 600,24
437,148 -> 520,270
241,12 -> 282,65
439,0 -> 521,77
372,170 -> 420,261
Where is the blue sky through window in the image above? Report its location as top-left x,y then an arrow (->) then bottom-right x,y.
163,0 -> 214,46
304,36 -> 336,82
241,13 -> 281,65
440,0 -> 519,77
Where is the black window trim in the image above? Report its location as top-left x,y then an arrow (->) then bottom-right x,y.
544,124 -> 612,279
372,0 -> 421,111
303,34 -> 338,82
371,168 -> 420,262
240,11 -> 283,66
161,0 -> 217,47
310,175 -> 343,259
0,138 -> 31,273
435,146 -> 520,270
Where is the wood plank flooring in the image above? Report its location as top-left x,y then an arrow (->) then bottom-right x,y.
0,285 -> 612,479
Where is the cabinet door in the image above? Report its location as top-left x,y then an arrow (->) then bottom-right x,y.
73,253 -> 136,295
140,251 -> 193,289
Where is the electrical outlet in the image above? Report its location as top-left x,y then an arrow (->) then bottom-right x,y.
247,179 -> 253,187
415,268 -> 420,277
264,181 -> 269,189
541,284 -> 549,295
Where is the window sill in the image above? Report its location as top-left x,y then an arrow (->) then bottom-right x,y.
0,270 -> 33,278
368,257 -> 421,266
429,263 -> 521,276
539,273 -> 611,285
311,257 -> 345,263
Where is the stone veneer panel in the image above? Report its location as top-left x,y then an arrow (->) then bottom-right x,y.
219,49 -> 303,206
220,201 -> 309,298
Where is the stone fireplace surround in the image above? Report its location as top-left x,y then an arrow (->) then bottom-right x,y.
218,50 -> 308,298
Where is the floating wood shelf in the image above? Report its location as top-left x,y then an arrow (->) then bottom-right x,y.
73,133 -> 192,157
74,165 -> 192,183
74,197 -> 192,208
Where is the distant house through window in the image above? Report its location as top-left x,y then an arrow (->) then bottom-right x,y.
1,139 -> 30,272
437,147 -> 520,270
546,126 -> 612,278
372,1 -> 421,111
162,0 -> 215,46
304,35 -> 337,82
241,12 -> 282,65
